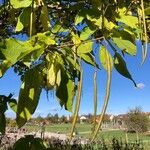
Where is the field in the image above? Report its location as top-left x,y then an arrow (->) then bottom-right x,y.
25,123 -> 150,142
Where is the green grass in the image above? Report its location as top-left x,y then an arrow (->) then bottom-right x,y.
25,123 -> 150,142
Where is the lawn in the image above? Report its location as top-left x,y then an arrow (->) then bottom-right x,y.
25,123 -> 150,142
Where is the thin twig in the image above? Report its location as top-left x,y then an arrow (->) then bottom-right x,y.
56,36 -> 104,48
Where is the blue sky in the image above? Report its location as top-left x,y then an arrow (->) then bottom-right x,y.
1,40 -> 150,118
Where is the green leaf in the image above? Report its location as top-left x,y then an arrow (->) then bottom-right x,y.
35,33 -> 56,45
13,138 -> 30,150
0,60 -> 11,78
16,8 -> 31,32
71,31 -> 81,45
75,14 -> 84,25
80,27 -> 95,41
99,46 -> 113,71
47,63 -> 56,89
114,52 -> 136,86
86,9 -> 102,27
10,0 -> 32,9
0,38 -> 42,77
117,8 -> 138,28
111,29 -> 135,43
92,0 -> 102,8
56,70 -> 75,112
65,56 -> 80,71
31,138 -> 47,150
79,53 -> 99,68
112,38 -> 136,56
0,113 -> 6,134
8,99 -> 17,113
145,7 -> 150,16
51,22 -> 68,33
16,68 -> 42,127
40,6 -> 50,31
117,15 -> 138,28
77,41 -> 93,54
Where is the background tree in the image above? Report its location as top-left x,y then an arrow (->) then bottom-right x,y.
124,107 -> 150,134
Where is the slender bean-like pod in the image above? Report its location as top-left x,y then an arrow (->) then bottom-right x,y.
30,0 -> 34,37
92,70 -> 98,134
141,0 -> 148,64
91,51 -> 112,141
137,8 -> 142,39
70,68 -> 83,139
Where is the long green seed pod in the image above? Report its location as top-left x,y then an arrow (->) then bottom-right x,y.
141,0 -> 148,64
91,51 -> 112,141
70,68 -> 83,139
30,0 -> 34,37
92,70 -> 98,134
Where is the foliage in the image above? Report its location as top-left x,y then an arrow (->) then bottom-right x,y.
124,107 -> 150,133
0,0 -> 150,140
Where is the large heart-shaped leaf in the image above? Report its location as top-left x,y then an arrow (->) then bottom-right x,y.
114,52 -> 136,86
16,68 -> 42,127
0,38 -> 42,77
112,38 -> 136,56
56,68 -> 75,112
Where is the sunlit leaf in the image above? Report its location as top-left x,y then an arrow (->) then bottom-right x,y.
75,14 -> 84,25
10,0 -> 32,8
0,38 -> 42,77
77,42 -> 93,54
99,46 -> 113,71
80,26 -> 95,40
16,68 -> 42,127
51,22 -> 68,33
112,38 -> 136,56
71,32 -> 81,45
117,8 -> 138,28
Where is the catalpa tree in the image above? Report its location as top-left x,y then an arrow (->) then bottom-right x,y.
0,0 -> 150,140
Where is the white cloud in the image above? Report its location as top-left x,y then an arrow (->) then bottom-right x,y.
50,107 -> 58,112
136,83 -> 145,89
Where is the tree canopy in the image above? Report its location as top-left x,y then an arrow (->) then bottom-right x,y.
0,0 -> 150,139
